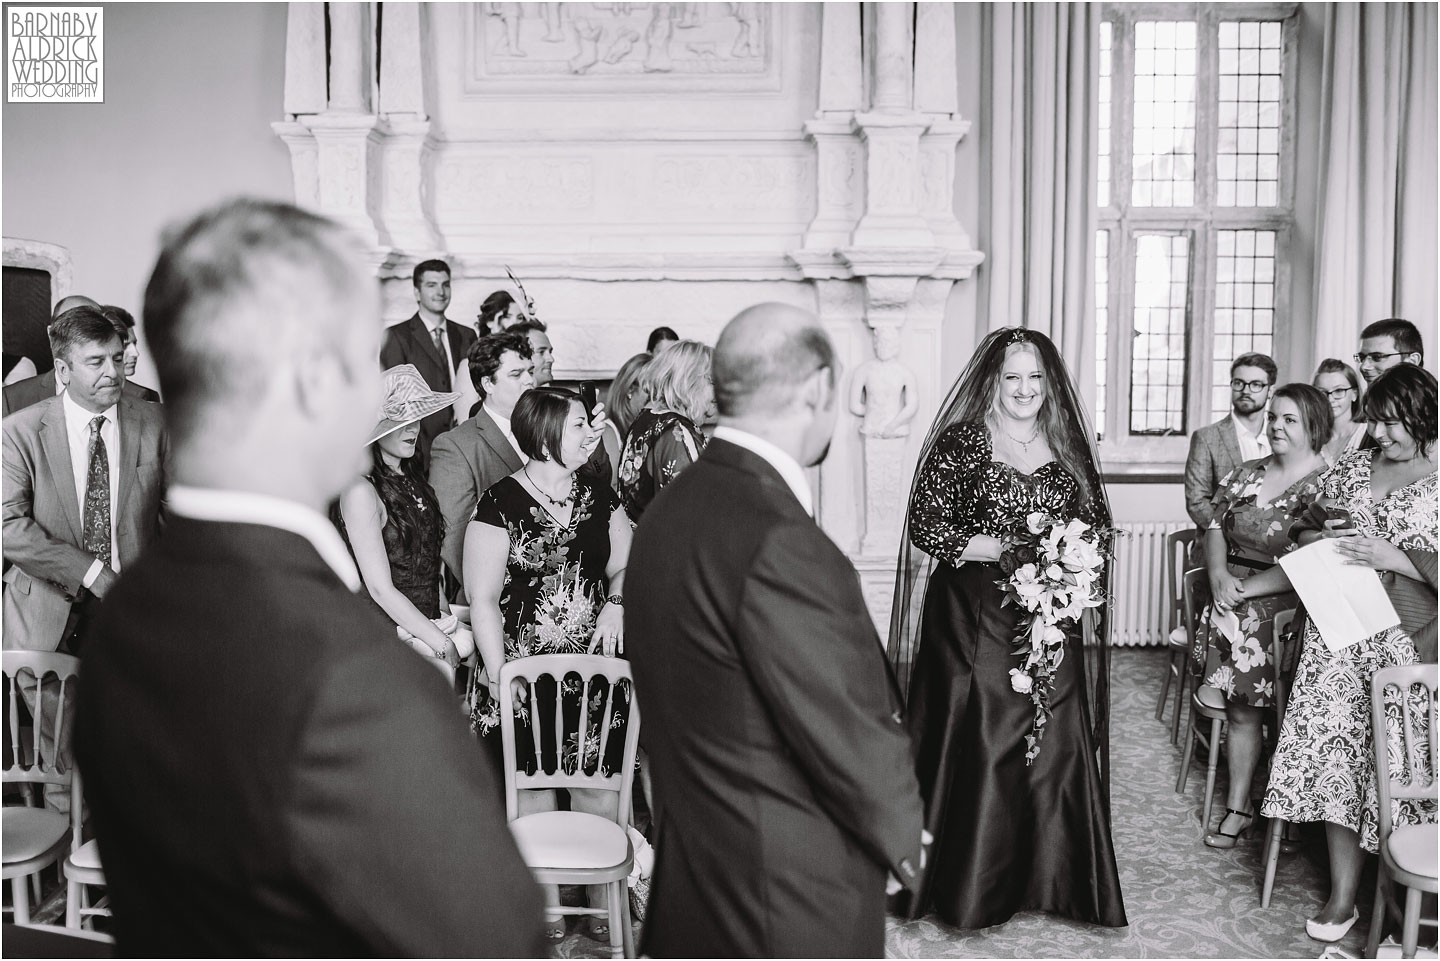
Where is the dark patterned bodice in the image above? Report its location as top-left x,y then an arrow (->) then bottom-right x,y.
334,471 -> 442,620
909,421 -> 1090,567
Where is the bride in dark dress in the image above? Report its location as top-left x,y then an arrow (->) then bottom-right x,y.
890,327 -> 1126,930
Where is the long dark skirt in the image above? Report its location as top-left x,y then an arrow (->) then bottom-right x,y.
898,561 -> 1126,930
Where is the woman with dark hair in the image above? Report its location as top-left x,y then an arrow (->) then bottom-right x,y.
1254,364 -> 1437,943
889,327 -> 1125,930
1313,358 -> 1366,465
333,365 -> 474,673
601,352 -> 651,493
619,340 -> 715,521
477,289 -> 522,336
646,325 -> 678,353
1198,384 -> 1330,849
463,385 -> 633,942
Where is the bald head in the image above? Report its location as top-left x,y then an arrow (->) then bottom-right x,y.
714,303 -> 836,417
53,294 -> 99,320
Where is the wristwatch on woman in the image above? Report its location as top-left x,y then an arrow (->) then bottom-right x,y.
605,594 -> 624,607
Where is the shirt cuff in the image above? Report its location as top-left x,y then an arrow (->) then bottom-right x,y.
81,558 -> 105,590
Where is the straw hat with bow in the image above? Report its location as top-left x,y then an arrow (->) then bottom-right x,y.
367,364 -> 461,446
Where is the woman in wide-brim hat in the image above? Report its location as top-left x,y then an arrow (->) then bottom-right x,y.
332,364 -> 474,674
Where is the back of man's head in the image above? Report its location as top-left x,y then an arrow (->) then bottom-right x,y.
714,303 -> 835,418
1361,318 -> 1424,358
52,294 -> 99,322
143,199 -> 375,444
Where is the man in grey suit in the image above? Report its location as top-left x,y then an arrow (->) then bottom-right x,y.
2,296 -> 160,415
3,306 -> 168,805
1184,352 -> 1277,535
429,331 -> 534,587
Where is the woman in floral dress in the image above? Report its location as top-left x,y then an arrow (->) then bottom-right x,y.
464,385 -> 634,942
1199,384 -> 1330,849
618,340 -> 715,521
1255,366 -> 1438,943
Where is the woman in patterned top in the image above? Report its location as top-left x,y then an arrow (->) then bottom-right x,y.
1244,365 -> 1437,943
618,339 -> 715,521
1198,384 -> 1330,849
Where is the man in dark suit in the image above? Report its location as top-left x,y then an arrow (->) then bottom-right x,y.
3,306 -> 168,809
379,259 -> 477,467
626,303 -> 926,957
429,331 -> 534,587
74,200 -> 543,955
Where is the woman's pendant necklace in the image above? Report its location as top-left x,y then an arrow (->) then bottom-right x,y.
523,468 -> 575,510
1001,421 -> 1041,454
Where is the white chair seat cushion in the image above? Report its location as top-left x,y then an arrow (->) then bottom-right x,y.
1387,824 -> 1438,880
1169,627 -> 1188,647
510,811 -> 629,870
68,838 -> 102,871
1195,684 -> 1227,711
3,806 -> 68,863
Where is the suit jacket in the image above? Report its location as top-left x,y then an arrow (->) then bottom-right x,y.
73,517 -> 545,956
2,369 -> 159,416
626,439 -> 924,958
1184,415 -> 1246,530
380,314 -> 478,464
429,407 -> 524,585
2,395 -> 168,651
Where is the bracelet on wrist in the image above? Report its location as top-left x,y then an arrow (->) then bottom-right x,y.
605,593 -> 624,607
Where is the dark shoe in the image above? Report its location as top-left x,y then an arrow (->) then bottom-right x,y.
1204,806 -> 1256,849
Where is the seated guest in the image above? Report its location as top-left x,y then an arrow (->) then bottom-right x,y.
601,352 -> 651,493
73,199 -> 543,955
464,385 -> 632,943
3,294 -> 159,415
333,365 -> 473,673
1250,364 -> 1438,943
618,339 -> 714,521
1356,317 -> 1424,386
100,305 -> 161,402
1313,358 -> 1367,465
1199,384 -> 1331,849
431,332 -> 534,588
647,325 -> 678,353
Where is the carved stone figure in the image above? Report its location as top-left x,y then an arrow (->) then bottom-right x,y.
730,2 -> 761,58
488,2 -> 525,57
540,2 -> 566,42
569,18 -> 603,73
849,326 -> 918,438
645,3 -> 676,72
603,27 -> 640,64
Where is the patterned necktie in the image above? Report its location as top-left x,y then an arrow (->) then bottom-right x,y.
82,415 -> 111,568
432,327 -> 451,391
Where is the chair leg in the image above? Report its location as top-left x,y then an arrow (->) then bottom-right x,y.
66,876 -> 81,929
1401,885 -> 1422,959
1172,670 -> 1191,745
1260,817 -> 1283,907
1176,706 -> 1197,794
1366,862 -> 1388,959
607,880 -> 624,959
1201,716 -> 1224,831
29,871 -> 41,905
11,875 -> 30,926
1154,653 -> 1174,721
619,880 -> 635,959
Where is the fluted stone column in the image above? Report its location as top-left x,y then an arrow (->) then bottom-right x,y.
377,2 -> 443,253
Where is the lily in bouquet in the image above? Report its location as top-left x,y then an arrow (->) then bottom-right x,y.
997,511 -> 1115,764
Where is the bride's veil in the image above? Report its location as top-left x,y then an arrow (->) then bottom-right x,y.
886,327 -> 1116,797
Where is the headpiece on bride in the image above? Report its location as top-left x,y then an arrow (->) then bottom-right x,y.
887,327 -> 1115,787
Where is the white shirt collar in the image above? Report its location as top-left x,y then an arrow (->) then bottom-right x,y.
61,389 -> 118,432
166,485 -> 362,592
1230,411 -> 1271,456
712,425 -> 813,517
483,402 -> 511,432
419,312 -> 446,334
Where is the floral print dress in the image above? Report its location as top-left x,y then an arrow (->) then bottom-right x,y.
618,408 -> 706,522
1262,449 -> 1438,851
1199,458 -> 1326,708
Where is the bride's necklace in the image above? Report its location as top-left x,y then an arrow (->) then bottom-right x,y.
522,468 -> 574,509
999,421 -> 1041,452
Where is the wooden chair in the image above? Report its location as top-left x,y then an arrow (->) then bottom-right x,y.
1155,529 -> 1199,738
499,654 -> 641,959
1365,665 -> 1438,959
63,840 -> 106,930
3,651 -> 81,925
1175,568 -> 1227,830
1259,608 -> 1298,907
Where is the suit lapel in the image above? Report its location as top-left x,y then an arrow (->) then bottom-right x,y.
406,315 -> 447,380
38,399 -> 83,545
474,409 -> 524,473
114,398 -> 142,528
1219,417 -> 1243,470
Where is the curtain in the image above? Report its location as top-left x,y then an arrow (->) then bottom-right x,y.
981,3 -> 1100,405
1312,3 -> 1438,368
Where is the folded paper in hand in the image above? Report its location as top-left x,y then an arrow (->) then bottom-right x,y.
1277,540 -> 1400,652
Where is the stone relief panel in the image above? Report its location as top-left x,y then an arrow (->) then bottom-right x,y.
642,154 -> 810,217
434,154 -> 596,219
464,2 -> 781,94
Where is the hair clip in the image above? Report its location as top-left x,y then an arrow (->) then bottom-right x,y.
1008,328 -> 1030,345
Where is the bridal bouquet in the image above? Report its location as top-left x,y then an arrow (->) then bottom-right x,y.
997,512 -> 1113,765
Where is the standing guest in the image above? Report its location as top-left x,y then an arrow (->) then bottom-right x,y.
333,365 -> 472,673
430,332 -> 534,588
477,289 -> 524,336
379,259 -> 477,468
618,339 -> 714,522
627,303 -> 925,957
1254,364 -> 1438,943
73,200 -> 544,956
464,386 -> 631,943
1199,384 -> 1330,849
889,327 -> 1125,930
3,306 -> 168,809
1356,317 -> 1424,386
99,305 -> 161,402
1314,358 -> 1367,465
1185,352 -> 1277,546
601,352 -> 651,493
508,319 -> 555,386
646,325 -> 678,353
3,295 -> 161,415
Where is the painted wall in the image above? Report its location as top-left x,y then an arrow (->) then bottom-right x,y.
2,2 -> 292,389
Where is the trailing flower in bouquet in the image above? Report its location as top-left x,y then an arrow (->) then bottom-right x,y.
997,511 -> 1115,765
